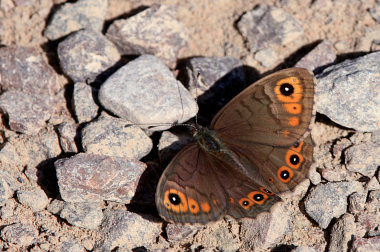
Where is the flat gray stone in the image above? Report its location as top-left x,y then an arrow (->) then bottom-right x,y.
99,55 -> 197,131
16,187 -> 50,212
61,241 -> 85,252
166,223 -> 201,242
0,46 -> 61,96
304,181 -> 362,229
344,142 -> 380,177
106,4 -> 188,67
44,0 -> 107,40
81,113 -> 152,160
94,210 -> 161,251
328,213 -> 355,252
60,202 -> 103,230
56,122 -> 78,153
254,48 -> 279,68
58,29 -> 121,83
0,222 -> 38,246
316,51 -> 380,131
237,5 -> 304,52
295,40 -> 336,72
72,82 -> 99,123
0,90 -> 52,134
55,153 -> 146,203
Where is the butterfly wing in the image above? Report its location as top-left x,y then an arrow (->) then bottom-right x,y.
210,68 -> 315,146
155,142 -> 281,224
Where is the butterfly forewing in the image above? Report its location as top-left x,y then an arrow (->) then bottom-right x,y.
210,68 -> 315,147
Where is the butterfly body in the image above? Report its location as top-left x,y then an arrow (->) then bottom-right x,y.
156,68 -> 315,224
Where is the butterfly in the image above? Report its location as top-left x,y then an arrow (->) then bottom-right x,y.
155,68 -> 315,224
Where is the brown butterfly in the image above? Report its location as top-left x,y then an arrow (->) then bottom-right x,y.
155,68 -> 315,224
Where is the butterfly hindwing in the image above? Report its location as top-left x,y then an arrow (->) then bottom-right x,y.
156,143 -> 281,223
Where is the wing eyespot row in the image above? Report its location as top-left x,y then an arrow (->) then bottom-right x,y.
163,189 -> 212,215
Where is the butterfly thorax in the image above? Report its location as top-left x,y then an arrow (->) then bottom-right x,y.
195,127 -> 225,154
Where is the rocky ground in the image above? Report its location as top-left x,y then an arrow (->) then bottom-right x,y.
0,0 -> 380,251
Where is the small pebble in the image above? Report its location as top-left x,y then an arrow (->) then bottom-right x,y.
16,187 -> 50,212
59,202 -> 103,230
81,113 -> 152,160
58,29 -> 121,83
72,82 -> 99,123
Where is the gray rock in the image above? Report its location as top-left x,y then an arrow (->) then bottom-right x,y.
185,56 -> 246,116
166,223 -> 201,242
106,4 -> 188,67
370,2 -> 380,23
366,190 -> 380,212
351,236 -> 380,252
291,247 -> 318,252
99,55 -> 197,131
304,181 -> 362,229
46,199 -> 65,215
316,51 -> 380,131
57,122 -> 78,153
320,169 -> 348,182
59,202 -> 103,230
81,113 -> 152,160
240,207 -> 291,251
0,222 -> 38,246
356,212 -> 380,237
237,5 -> 304,52
0,90 -> 52,134
366,176 -> 380,191
55,153 -> 146,203
348,191 -> 367,214
60,241 -> 85,252
295,40 -> 336,72
254,48 -> 278,68
94,210 -> 161,251
72,82 -> 99,123
58,29 -> 121,83
0,177 -> 12,202
0,46 -> 61,96
16,187 -> 50,212
328,213 -> 355,252
344,143 -> 380,177
44,0 -> 107,40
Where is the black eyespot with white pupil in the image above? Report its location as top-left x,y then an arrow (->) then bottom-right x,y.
169,193 -> 181,205
242,200 -> 249,206
281,170 -> 290,179
280,83 -> 294,96
290,154 -> 300,165
254,193 -> 264,201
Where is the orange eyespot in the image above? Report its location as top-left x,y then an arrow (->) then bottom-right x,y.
286,150 -> 304,169
164,189 -> 188,213
259,186 -> 275,195
188,197 -> 200,214
277,166 -> 294,183
275,77 -> 303,103
248,191 -> 268,205
239,198 -> 254,210
291,141 -> 304,152
268,177 -> 275,183
288,117 -> 300,127
283,103 -> 302,114
201,201 -> 211,213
